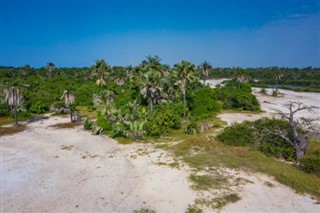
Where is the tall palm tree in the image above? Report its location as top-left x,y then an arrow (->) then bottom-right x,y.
4,86 -> 22,127
46,62 -> 55,78
90,59 -> 112,87
139,69 -> 162,113
199,61 -> 212,85
61,90 -> 75,122
174,60 -> 199,119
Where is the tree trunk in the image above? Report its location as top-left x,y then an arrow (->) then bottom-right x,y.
13,106 -> 18,127
150,99 -> 153,114
183,89 -> 186,120
295,146 -> 305,166
69,105 -> 73,122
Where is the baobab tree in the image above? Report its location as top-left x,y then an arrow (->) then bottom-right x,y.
266,102 -> 319,165
4,86 -> 22,127
61,90 -> 76,122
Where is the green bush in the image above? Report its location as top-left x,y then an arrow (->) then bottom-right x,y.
83,118 -> 94,130
30,101 -> 49,113
217,122 -> 254,146
215,82 -> 260,111
217,118 -> 296,161
145,103 -> 182,137
300,152 -> 320,173
188,87 -> 221,120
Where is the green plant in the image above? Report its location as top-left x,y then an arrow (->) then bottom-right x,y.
145,103 -> 182,137
188,87 -> 221,120
185,120 -> 200,135
300,152 -> 320,173
30,100 -> 49,113
83,118 -> 94,130
185,204 -> 203,213
217,122 -> 254,146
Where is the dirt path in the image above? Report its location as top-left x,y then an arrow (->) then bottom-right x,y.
1,116 -> 196,212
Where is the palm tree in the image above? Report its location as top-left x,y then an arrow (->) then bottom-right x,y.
60,90 -> 75,122
139,69 -> 162,113
90,59 -> 112,86
274,73 -> 283,89
174,60 -> 199,119
46,62 -> 55,78
4,86 -> 22,127
199,61 -> 212,85
99,90 -> 115,106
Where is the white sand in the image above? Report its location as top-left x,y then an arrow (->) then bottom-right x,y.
218,87 -> 320,125
1,116 -> 197,212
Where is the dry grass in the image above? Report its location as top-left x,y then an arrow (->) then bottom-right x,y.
49,122 -> 82,129
0,125 -> 27,136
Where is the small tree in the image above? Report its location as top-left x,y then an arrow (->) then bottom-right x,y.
61,90 -> 76,122
4,86 -> 22,127
266,102 -> 319,165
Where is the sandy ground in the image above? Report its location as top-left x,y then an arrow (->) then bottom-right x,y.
1,81 -> 319,212
1,116 -> 197,213
206,78 -> 320,125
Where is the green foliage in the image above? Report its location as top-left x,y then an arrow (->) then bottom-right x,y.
185,205 -> 203,213
145,103 -> 182,137
188,87 -> 221,120
300,152 -> 320,173
215,81 -> 260,111
217,118 -> 296,161
217,122 -> 254,146
83,118 -> 94,130
185,120 -> 200,135
30,100 -> 49,113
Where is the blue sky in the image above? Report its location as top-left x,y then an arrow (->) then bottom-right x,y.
1,0 -> 320,68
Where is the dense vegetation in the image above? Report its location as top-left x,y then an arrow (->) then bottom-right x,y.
1,56 -> 260,139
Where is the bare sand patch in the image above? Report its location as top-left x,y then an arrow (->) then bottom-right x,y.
218,88 -> 320,125
1,116 -> 196,212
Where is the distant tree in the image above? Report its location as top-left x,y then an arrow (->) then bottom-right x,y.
46,62 -> 55,78
174,60 -> 199,119
199,61 -> 212,85
61,90 -> 76,122
4,86 -> 22,127
273,73 -> 284,96
90,59 -> 112,86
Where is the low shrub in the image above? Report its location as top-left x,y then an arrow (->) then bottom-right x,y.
83,118 -> 94,130
300,152 -> 320,173
30,101 -> 49,113
217,122 -> 254,146
217,118 -> 296,161
185,120 -> 200,135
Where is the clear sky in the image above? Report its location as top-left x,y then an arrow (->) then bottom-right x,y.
1,0 -> 320,68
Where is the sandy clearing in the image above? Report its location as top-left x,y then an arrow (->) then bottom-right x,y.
1,116 -> 197,213
217,87 -> 320,125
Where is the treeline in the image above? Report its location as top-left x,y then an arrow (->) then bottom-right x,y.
209,66 -> 320,91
